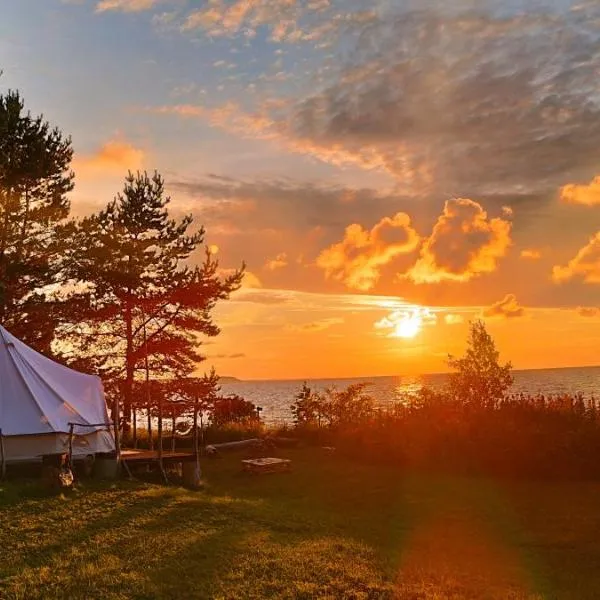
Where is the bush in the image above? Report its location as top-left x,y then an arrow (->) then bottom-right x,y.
210,395 -> 260,428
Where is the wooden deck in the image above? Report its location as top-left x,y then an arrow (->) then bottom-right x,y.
121,450 -> 197,466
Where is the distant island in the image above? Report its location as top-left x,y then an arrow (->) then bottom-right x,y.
219,376 -> 242,383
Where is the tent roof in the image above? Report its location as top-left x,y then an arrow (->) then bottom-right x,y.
0,325 -> 110,437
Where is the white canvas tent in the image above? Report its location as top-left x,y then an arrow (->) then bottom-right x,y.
0,325 -> 115,464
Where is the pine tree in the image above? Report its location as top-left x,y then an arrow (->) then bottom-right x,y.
0,87 -> 74,352
60,171 -> 243,423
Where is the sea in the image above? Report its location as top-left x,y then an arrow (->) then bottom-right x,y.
220,366 -> 600,426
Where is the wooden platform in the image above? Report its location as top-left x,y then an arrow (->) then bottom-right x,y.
121,450 -> 197,466
241,457 -> 291,475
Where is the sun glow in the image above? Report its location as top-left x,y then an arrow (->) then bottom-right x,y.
374,307 -> 432,339
393,313 -> 422,339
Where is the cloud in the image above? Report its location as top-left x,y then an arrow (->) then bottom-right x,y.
553,232 -> 600,284
181,0 -> 343,44
150,4 -> 600,199
317,213 -> 420,291
241,271 -> 262,289
408,199 -> 511,284
560,176 -> 600,207
222,268 -> 262,290
170,175 -> 402,233
444,314 -> 464,325
95,0 -> 164,12
374,308 -> 437,337
231,290 -> 291,305
265,253 -> 288,271
171,175 -> 432,294
520,249 -> 542,260
483,294 -> 525,319
286,317 -> 344,333
284,8 -> 600,196
211,353 -> 246,359
577,307 -> 600,318
73,139 -> 145,176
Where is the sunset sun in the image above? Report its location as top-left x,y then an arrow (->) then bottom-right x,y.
394,313 -> 422,339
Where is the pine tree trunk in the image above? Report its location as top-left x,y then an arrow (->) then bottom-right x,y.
171,414 -> 176,452
0,189 -> 14,320
124,296 -> 134,428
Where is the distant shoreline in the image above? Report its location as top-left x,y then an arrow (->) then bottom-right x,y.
222,364 -> 600,385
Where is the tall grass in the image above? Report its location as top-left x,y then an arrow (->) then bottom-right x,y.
292,386 -> 600,479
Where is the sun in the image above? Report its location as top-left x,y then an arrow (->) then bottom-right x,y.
393,313 -> 422,339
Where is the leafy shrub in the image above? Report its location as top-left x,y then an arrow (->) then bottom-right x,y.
448,320 -> 513,409
210,395 -> 260,427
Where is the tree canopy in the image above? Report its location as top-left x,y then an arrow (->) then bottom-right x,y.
0,86 -> 74,352
448,320 -> 513,409
60,171 -> 243,421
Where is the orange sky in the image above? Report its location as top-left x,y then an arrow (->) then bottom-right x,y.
4,0 -> 600,380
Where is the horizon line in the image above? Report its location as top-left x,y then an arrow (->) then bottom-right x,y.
221,363 -> 600,384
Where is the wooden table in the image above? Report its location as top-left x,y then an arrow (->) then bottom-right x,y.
241,457 -> 291,475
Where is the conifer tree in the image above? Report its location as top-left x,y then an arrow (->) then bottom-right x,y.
0,86 -> 74,352
61,171 -> 243,423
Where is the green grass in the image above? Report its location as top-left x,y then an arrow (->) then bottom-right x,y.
1,448 -> 600,599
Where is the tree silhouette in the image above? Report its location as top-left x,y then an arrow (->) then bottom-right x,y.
448,320 -> 513,409
61,171 -> 243,423
0,85 -> 74,352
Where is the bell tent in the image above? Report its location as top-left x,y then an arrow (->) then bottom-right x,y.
0,325 -> 115,463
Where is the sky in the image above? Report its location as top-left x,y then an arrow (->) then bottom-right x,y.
2,0 -> 600,380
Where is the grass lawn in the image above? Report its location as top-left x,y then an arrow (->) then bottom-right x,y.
2,448 -> 600,599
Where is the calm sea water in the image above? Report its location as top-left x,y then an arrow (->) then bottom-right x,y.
220,366 -> 600,425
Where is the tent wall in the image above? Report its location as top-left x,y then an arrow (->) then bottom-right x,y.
0,324 -> 116,462
3,430 -> 115,464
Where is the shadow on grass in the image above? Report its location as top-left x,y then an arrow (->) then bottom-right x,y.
4,449 -> 600,599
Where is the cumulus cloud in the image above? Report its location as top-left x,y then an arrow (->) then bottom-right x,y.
317,213 -> 420,291
95,0 -> 164,12
170,175 -> 431,295
553,232 -> 600,284
483,294 -> 525,319
408,199 -> 511,284
73,139 -> 145,176
560,176 -> 600,207
265,253 -> 288,271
